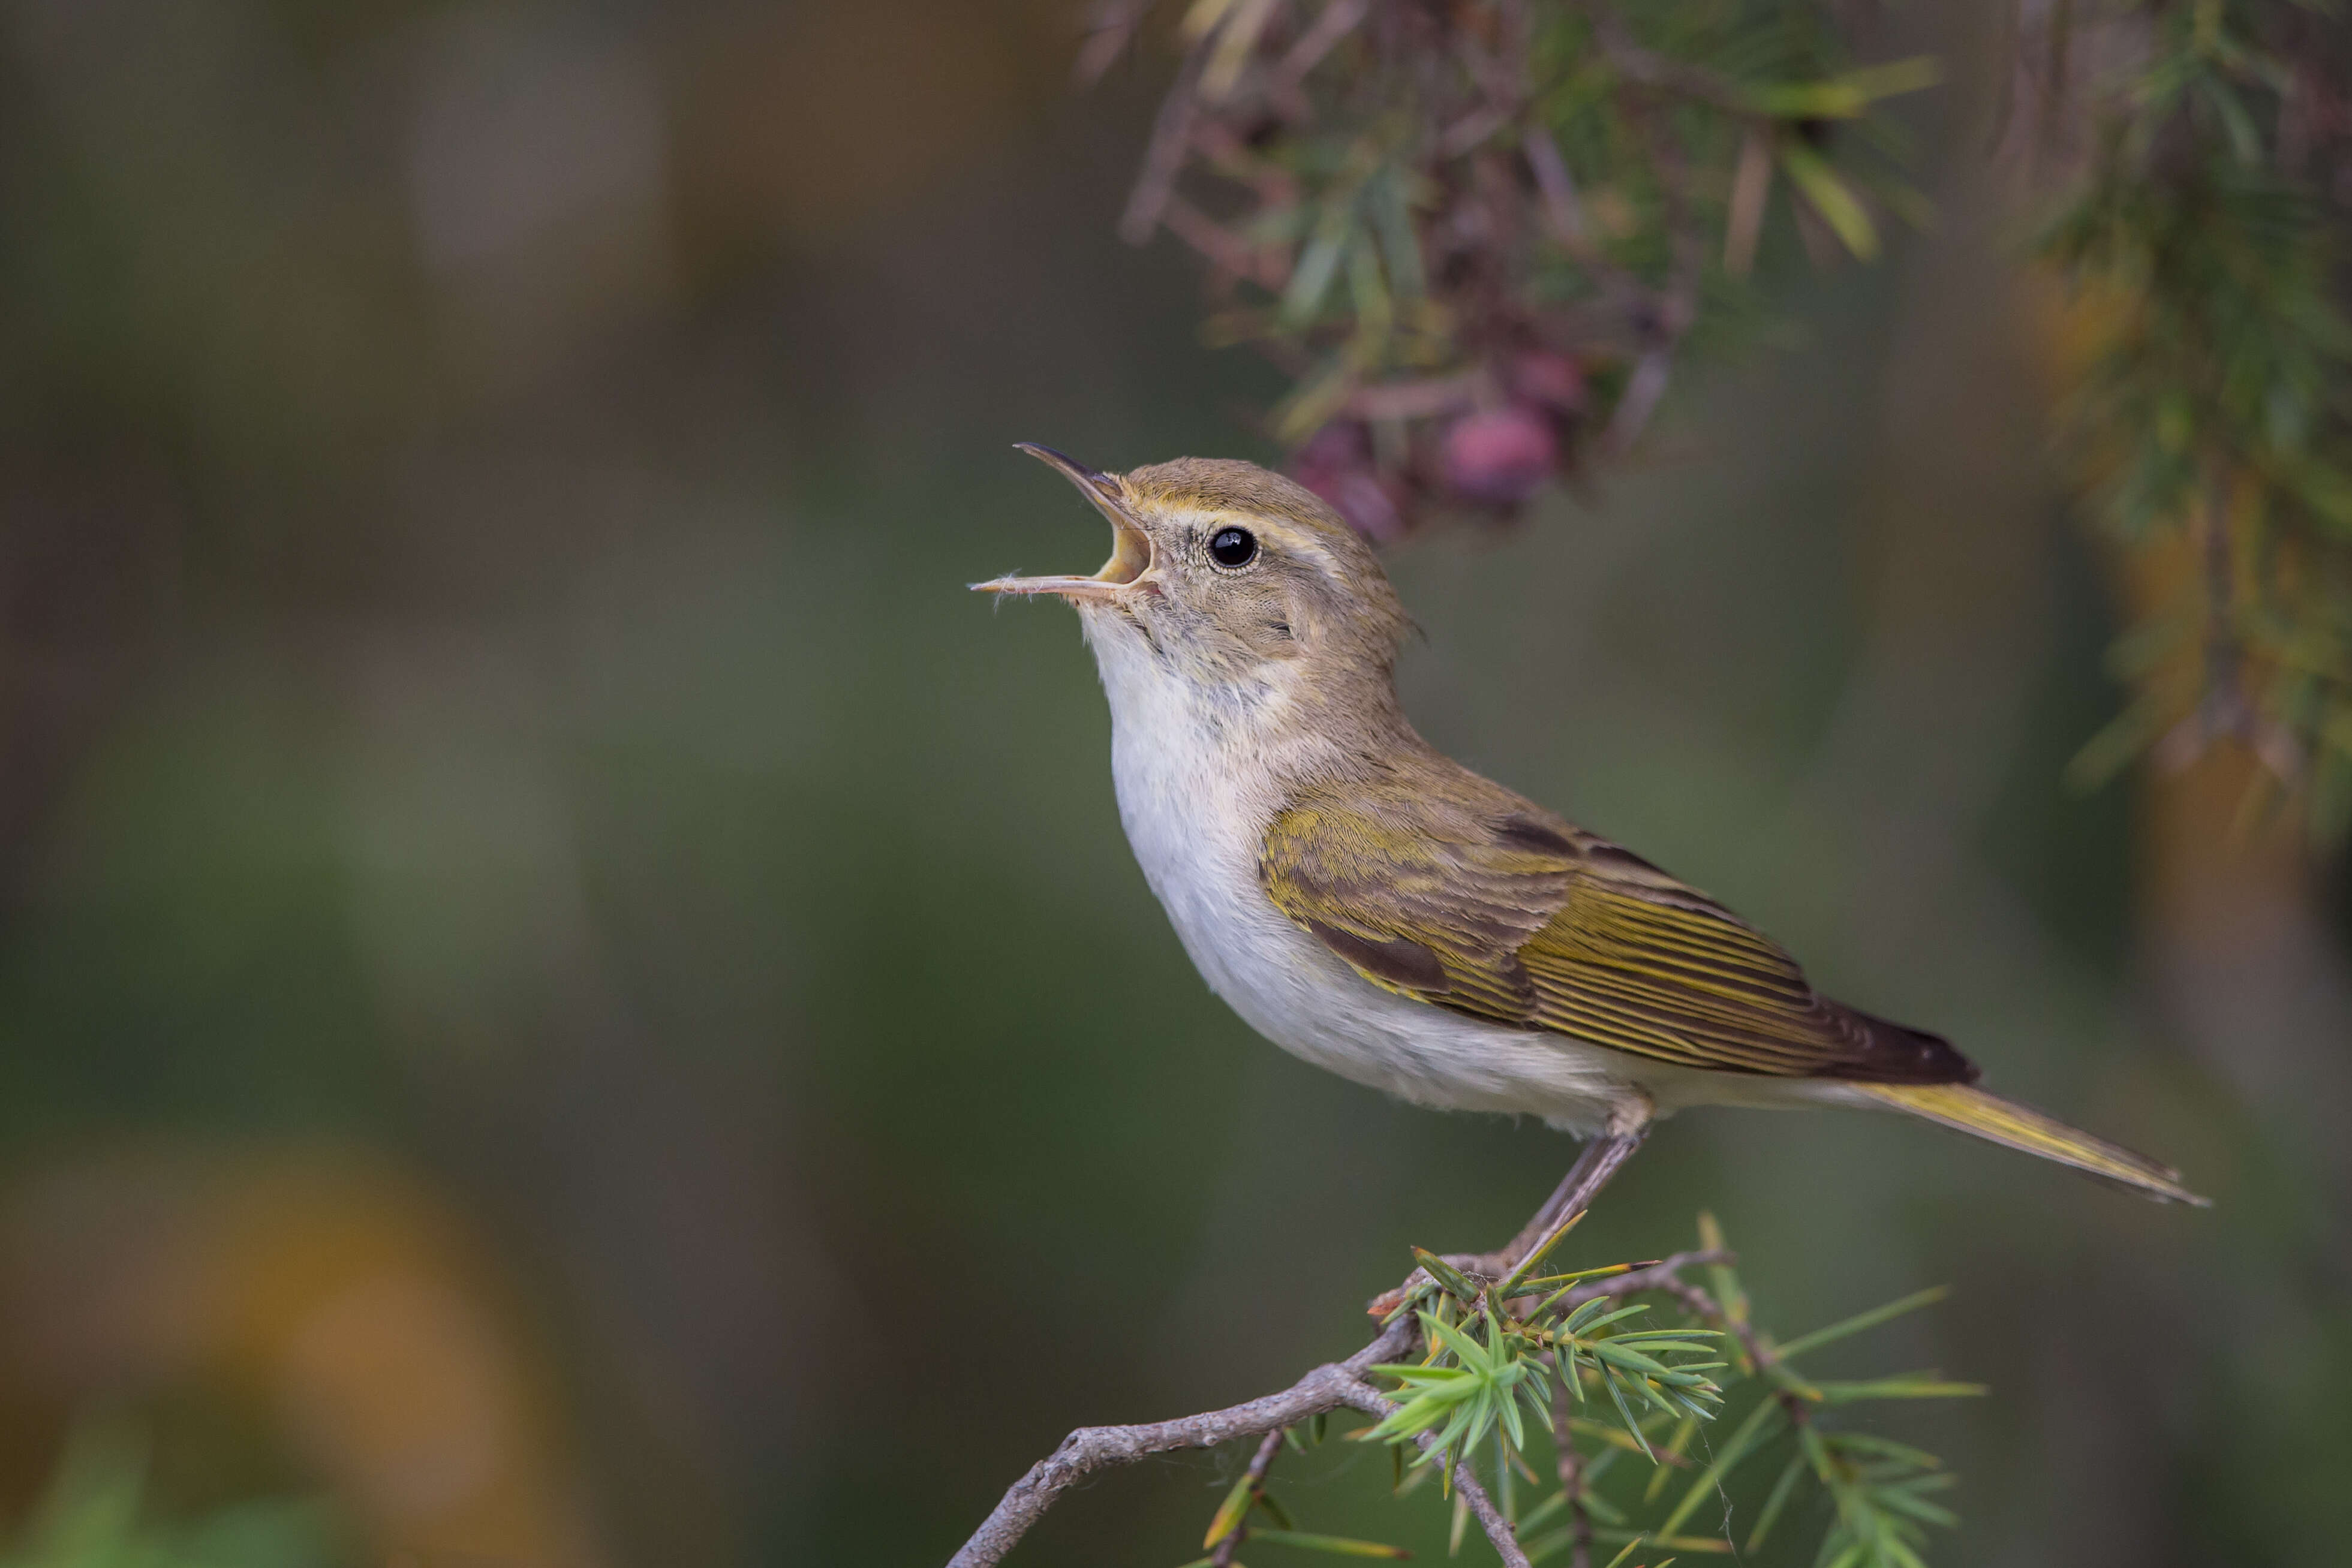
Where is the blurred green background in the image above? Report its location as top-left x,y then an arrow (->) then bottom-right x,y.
0,2 -> 2343,1566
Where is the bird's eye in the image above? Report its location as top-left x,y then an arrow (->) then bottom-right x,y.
1208,527 -> 1258,568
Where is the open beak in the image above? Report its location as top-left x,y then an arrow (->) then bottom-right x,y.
972,444 -> 1153,602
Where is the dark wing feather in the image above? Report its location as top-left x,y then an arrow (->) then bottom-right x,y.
1259,778 -> 1975,1084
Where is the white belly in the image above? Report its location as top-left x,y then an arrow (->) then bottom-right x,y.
1099,667 -> 1635,1135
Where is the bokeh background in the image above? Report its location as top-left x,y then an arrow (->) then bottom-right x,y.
0,2 -> 2344,1566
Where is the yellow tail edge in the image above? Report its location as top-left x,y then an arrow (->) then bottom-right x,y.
1857,1083 -> 2210,1207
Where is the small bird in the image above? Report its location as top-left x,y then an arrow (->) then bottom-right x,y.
977,446 -> 2204,1211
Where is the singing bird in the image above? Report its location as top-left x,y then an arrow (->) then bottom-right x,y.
976,447 -> 2205,1209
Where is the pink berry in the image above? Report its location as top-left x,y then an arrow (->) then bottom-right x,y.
1442,407 -> 1557,505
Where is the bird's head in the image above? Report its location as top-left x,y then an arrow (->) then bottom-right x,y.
975,447 -> 1411,709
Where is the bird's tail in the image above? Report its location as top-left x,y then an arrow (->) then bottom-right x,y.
1854,1082 -> 2209,1206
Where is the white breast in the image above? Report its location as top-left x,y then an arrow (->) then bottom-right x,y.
1082,615 -> 1635,1135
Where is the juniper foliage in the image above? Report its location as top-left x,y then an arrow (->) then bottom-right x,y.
1184,1215 -> 1981,1568
2028,0 -> 2352,840
1082,0 -> 1933,536
1088,0 -> 2352,841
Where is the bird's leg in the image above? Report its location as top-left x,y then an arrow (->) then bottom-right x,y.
1490,1114 -> 1650,1271
1369,1097 -> 1653,1317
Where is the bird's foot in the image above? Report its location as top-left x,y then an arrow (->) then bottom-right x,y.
1363,1121 -> 1652,1320
1365,1250 -> 1511,1319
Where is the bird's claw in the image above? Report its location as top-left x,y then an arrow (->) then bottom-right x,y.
1366,1250 -> 1512,1318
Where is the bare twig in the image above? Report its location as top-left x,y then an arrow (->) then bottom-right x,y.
1208,1427 -> 1286,1567
947,1130 -> 1686,1568
944,1312 -> 1540,1568
1651,1273 -> 1765,1374
1375,1118 -> 1651,1323
1502,1119 -> 1650,1267
1162,195 -> 1291,288
943,1241 -> 1742,1566
1424,1422 -> 1533,1568
1548,1368 -> 1595,1568
1276,0 -> 1371,89
1075,0 -> 1157,86
1602,349 -> 1673,454
1648,1266 -> 1821,1433
945,1320 -> 1412,1568
1121,47 -> 1207,244
1521,125 -> 1599,260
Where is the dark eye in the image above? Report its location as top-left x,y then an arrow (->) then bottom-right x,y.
1208,526 -> 1258,568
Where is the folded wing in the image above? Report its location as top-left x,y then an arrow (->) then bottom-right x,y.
1259,775 -> 1975,1084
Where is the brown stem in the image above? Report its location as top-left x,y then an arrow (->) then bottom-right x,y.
1161,197 -> 1291,290
1548,1364 -> 1595,1568
944,1320 -> 1413,1568
1120,47 -> 1207,245
1276,0 -> 1370,89
1073,0 -> 1155,87
1374,1115 -> 1652,1316
942,1316 -> 1536,1568
1209,1426 -> 1285,1568
1523,126 -> 1599,261
1655,1275 -> 1815,1434
942,1248 -> 1735,1567
1431,1429 -> 1533,1568
1502,1119 -> 1651,1266
948,1128 -> 1671,1567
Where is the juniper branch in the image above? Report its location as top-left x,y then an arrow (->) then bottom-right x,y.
1547,1367 -> 1596,1568
944,1133 -> 1702,1568
1208,1427 -> 1285,1568
945,1322 -> 1538,1568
